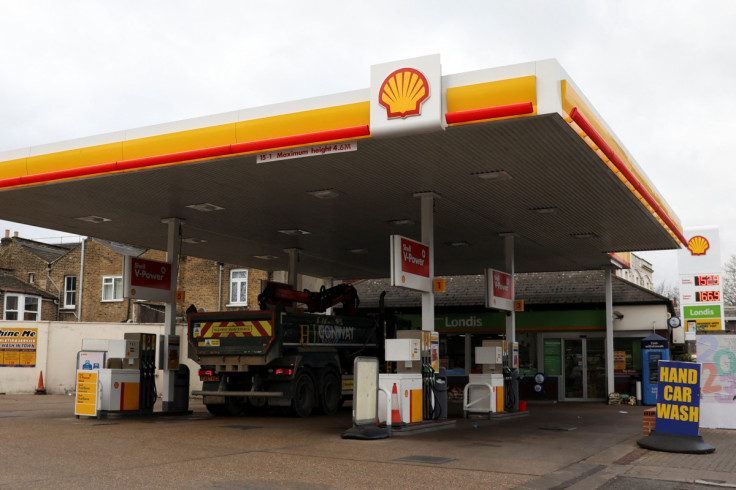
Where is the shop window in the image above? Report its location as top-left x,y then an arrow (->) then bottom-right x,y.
613,338 -> 642,375
440,333 -> 467,375
101,275 -> 123,302
229,269 -> 248,306
516,331 -> 538,375
3,294 -> 40,321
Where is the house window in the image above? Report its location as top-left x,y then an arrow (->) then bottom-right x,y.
3,294 -> 41,321
28,273 -> 35,284
102,276 -> 123,302
63,275 -> 77,309
229,269 -> 248,306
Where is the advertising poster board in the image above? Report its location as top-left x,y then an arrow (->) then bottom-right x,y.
75,370 -> 99,417
697,334 -> 736,429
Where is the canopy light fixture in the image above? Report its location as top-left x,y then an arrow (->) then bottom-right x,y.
348,248 -> 368,254
530,206 -> 558,214
446,241 -> 470,247
254,254 -> 279,260
75,215 -> 111,223
278,229 -> 311,236
473,170 -> 511,181
306,189 -> 341,199
571,232 -> 598,239
182,237 -> 207,244
186,202 -> 225,212
387,218 -> 416,226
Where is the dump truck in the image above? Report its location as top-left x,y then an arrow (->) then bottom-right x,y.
187,282 -> 391,417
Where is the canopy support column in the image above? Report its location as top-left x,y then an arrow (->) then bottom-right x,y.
285,248 -> 300,289
605,267 -> 615,396
415,192 -> 438,331
502,233 -> 519,411
503,233 -> 516,345
161,217 -> 183,411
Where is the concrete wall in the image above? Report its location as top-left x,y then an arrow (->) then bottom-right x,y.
0,320 -> 203,396
611,305 -> 669,331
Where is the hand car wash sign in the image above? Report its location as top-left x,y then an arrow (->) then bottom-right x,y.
123,256 -> 173,302
655,360 -> 701,437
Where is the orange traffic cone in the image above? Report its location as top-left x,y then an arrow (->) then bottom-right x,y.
35,371 -> 46,395
391,383 -> 403,425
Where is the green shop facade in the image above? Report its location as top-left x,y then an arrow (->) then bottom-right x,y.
355,271 -> 675,402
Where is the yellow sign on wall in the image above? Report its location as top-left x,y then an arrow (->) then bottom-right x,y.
0,328 -> 37,367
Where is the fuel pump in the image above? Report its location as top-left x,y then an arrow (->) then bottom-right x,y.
463,341 -> 505,418
124,333 -> 157,411
378,337 -> 422,425
502,341 -> 520,412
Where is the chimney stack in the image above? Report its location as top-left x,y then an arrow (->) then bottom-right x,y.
4,230 -> 8,238
13,231 -> 18,238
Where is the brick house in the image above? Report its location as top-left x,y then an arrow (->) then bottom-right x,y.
0,231 -> 268,322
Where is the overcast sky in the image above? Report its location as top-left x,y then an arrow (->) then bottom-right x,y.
1,1 -> 734,287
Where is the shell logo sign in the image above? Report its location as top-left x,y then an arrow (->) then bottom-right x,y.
378,68 -> 430,119
687,235 -> 710,256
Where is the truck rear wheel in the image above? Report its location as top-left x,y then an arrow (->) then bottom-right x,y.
318,370 -> 342,416
290,370 -> 316,417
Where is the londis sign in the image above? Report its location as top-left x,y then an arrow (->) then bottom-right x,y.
655,361 -> 701,437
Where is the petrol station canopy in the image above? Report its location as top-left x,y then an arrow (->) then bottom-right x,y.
0,57 -> 683,280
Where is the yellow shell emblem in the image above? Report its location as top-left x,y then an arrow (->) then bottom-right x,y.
687,235 -> 710,256
379,68 -> 430,119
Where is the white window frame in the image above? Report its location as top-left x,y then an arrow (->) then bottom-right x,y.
63,275 -> 77,309
228,269 -> 249,306
101,275 -> 123,302
3,293 -> 41,321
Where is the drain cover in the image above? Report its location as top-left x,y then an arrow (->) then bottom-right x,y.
220,425 -> 262,431
394,455 -> 456,464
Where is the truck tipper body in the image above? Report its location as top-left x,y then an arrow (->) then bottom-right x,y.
188,284 -> 385,416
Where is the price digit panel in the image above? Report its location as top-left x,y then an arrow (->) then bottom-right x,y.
695,290 -> 721,302
694,274 -> 720,286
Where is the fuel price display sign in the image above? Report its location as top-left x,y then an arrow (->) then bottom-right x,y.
678,227 -> 724,335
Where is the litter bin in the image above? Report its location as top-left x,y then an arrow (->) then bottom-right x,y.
173,364 -> 190,411
433,367 -> 448,420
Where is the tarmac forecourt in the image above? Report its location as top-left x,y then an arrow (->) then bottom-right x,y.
1,394 -> 735,489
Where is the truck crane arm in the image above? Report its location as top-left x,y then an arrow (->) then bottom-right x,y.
257,282 -> 360,315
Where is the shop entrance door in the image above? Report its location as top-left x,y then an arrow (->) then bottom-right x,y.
563,338 -> 606,400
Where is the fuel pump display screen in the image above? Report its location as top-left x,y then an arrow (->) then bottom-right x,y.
695,291 -> 721,302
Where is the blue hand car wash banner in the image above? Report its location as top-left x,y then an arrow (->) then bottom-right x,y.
655,360 -> 701,437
